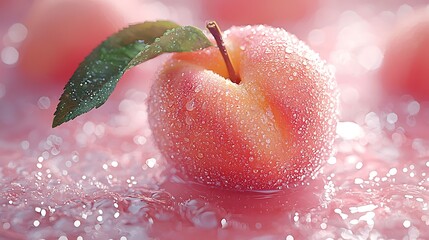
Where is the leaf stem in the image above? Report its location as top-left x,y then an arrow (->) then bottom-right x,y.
206,21 -> 240,84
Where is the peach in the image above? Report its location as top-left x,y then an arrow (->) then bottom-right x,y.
379,8 -> 429,101
148,25 -> 338,190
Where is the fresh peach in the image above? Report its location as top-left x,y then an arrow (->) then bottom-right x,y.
148,25 -> 338,190
379,8 -> 429,101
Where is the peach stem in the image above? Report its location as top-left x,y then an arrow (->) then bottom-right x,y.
206,21 -> 240,84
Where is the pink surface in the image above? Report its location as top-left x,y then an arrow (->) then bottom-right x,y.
1,0 -> 429,239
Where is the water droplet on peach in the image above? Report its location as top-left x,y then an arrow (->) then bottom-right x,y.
186,99 -> 195,111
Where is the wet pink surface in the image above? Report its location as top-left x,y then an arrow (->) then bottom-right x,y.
1,1 -> 429,239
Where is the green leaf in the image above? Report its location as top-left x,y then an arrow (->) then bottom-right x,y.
52,21 -> 213,128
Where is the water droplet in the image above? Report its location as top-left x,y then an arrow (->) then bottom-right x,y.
33,220 -> 40,227
403,220 -> 411,228
286,235 -> 295,240
220,218 -> 228,228
194,85 -> 202,93
146,158 -> 157,168
74,220 -> 81,227
185,115 -> 193,125
186,99 -> 195,111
